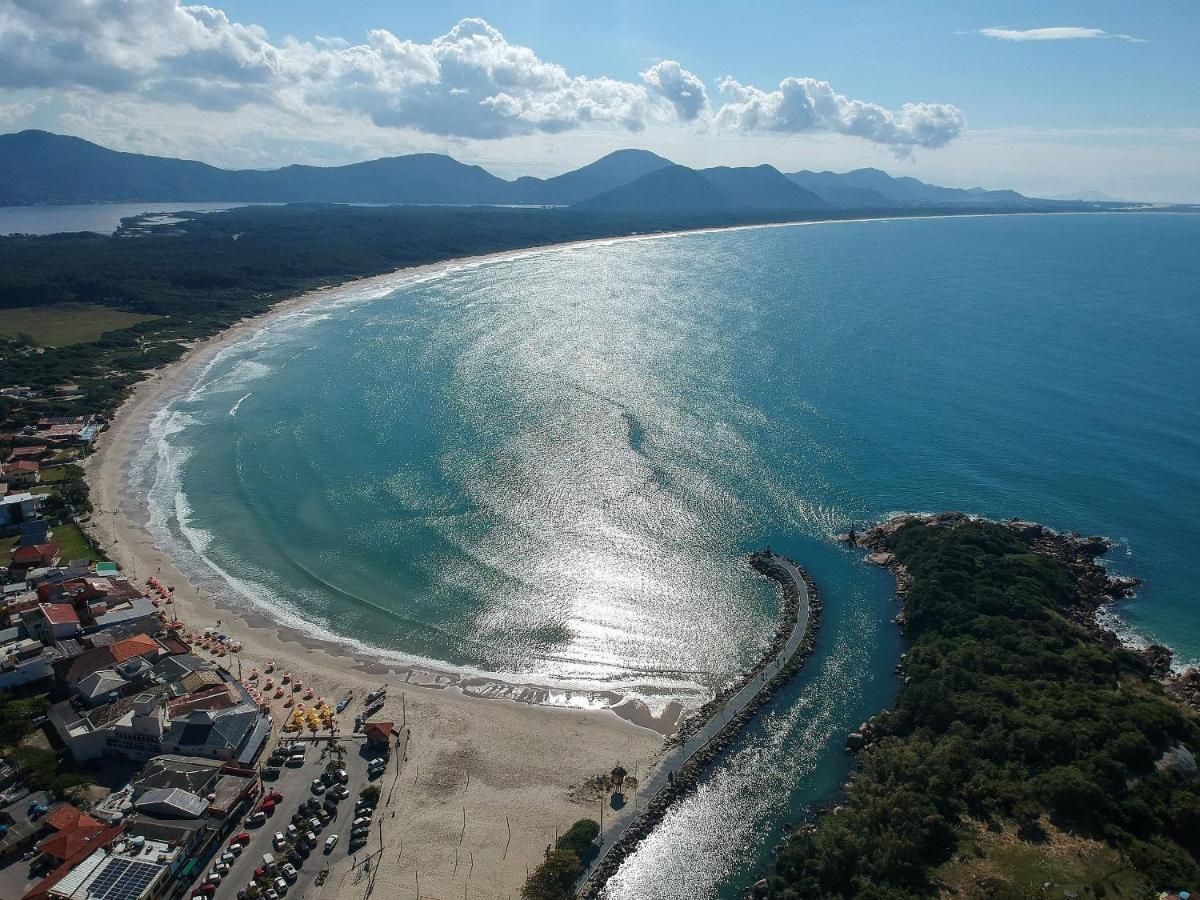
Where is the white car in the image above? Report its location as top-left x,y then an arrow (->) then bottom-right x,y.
310,779 -> 325,795
207,872 -> 222,886
324,834 -> 338,853
220,852 -> 236,865
281,863 -> 298,881
274,877 -> 289,894
273,831 -> 286,849
352,816 -> 370,828
214,863 -> 230,876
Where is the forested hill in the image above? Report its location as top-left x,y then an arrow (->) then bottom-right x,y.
769,518 -> 1200,898
0,130 -> 1115,211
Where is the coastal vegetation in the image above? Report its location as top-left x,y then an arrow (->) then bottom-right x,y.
521,818 -> 600,900
770,520 -> 1200,898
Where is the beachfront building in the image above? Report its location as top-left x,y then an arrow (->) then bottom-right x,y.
26,832 -> 179,900
50,667 -> 271,765
25,600 -> 78,643
0,460 -> 39,487
0,491 -> 40,536
0,628 -> 60,689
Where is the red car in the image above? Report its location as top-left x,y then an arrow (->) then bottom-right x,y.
234,832 -> 250,845
268,791 -> 283,804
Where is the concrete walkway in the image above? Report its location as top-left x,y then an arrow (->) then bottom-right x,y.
578,553 -> 812,895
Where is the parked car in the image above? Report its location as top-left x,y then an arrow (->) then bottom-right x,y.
273,832 -> 286,849
352,816 -> 370,829
310,779 -> 325,795
274,877 -> 289,894
324,834 -> 339,853
281,863 -> 298,881
335,768 -> 348,784
305,831 -> 318,847
263,766 -> 281,781
247,811 -> 267,827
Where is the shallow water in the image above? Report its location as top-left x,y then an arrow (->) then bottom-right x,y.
136,212 -> 1200,893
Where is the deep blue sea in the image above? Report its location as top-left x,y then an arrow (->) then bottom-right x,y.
134,212 -> 1200,897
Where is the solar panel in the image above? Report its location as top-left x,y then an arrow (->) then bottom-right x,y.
86,857 -> 162,900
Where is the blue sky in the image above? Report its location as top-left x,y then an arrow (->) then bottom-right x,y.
1,1 -> 1197,200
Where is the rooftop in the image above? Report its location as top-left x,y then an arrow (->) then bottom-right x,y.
38,601 -> 78,625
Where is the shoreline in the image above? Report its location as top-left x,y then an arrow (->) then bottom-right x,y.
82,207 -> 1065,721
76,211 -> 1154,898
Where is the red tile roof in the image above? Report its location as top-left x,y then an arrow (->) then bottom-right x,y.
2,460 -> 39,473
65,634 -> 158,683
35,823 -> 106,862
9,445 -> 47,458
23,824 -> 124,900
43,803 -> 101,834
38,601 -> 78,625
13,544 -> 59,567
110,633 -> 160,662
363,721 -> 394,741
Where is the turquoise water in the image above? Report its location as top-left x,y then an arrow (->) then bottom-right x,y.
137,213 -> 1200,896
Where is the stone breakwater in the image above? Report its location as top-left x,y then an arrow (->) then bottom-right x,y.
577,551 -> 822,900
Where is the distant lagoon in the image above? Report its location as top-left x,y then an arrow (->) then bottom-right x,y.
0,202 -> 262,235
0,201 -> 562,235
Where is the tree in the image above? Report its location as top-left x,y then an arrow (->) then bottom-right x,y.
555,819 -> 600,863
521,849 -> 581,900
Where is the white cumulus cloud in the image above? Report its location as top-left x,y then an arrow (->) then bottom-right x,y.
641,60 -> 708,121
715,77 -> 965,153
0,0 -> 966,154
979,27 -> 1146,43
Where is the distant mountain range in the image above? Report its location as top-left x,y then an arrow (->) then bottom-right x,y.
0,129 -> 1113,212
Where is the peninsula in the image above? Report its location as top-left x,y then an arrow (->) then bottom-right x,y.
767,514 -> 1200,899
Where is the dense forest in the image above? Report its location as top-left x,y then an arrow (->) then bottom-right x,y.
770,521 -> 1200,898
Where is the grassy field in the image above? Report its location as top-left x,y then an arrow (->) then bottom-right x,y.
0,302 -> 158,347
49,521 -> 105,563
0,534 -> 14,566
37,465 -> 67,483
935,821 -> 1146,899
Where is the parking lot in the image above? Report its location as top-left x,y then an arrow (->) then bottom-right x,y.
184,725 -> 402,900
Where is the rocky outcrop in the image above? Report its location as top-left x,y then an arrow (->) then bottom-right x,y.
847,512 -> 1200,719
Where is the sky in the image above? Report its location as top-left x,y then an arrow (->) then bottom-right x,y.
0,1 -> 1197,201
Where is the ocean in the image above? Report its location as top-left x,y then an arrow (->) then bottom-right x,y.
132,212 -> 1200,896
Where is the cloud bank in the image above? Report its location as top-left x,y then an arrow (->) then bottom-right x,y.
0,0 -> 964,152
979,27 -> 1146,43
716,77 -> 965,152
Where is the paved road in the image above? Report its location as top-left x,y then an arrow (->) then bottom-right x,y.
578,553 -> 812,893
